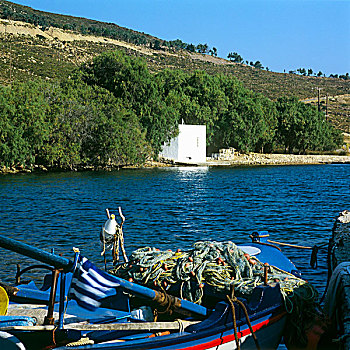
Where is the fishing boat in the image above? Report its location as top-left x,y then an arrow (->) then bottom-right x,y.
0,231 -> 312,350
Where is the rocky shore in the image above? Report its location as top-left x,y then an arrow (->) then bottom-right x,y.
205,153 -> 350,166
1,153 -> 350,174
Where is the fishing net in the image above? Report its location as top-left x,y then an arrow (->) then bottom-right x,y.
110,241 -> 307,304
111,240 -> 323,347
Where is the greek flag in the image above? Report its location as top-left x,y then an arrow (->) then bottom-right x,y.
68,255 -> 120,311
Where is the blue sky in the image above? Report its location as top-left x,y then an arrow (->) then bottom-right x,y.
13,0 -> 350,75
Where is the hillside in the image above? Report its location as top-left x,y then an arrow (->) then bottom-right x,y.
0,1 -> 349,132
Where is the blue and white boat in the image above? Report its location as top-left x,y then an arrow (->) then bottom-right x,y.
0,232 -> 307,350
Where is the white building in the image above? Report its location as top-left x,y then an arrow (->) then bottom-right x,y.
160,124 -> 206,164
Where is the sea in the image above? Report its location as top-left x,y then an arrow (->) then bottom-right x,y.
0,164 -> 349,297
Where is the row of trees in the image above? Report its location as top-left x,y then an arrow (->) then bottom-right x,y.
227,52 -> 350,80
0,79 -> 149,169
290,68 -> 324,77
0,50 -> 342,169
227,52 -> 265,70
0,2 -> 150,46
0,2 -> 216,56
164,40 -> 218,56
293,69 -> 349,80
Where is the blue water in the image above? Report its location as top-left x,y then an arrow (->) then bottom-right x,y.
0,164 -> 349,295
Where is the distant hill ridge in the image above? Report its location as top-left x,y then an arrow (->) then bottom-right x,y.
0,0 -> 349,132
0,0 -> 160,46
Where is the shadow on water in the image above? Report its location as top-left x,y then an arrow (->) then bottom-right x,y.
0,164 -> 349,297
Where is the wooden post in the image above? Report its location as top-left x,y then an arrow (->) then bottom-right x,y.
264,263 -> 269,285
44,269 -> 60,325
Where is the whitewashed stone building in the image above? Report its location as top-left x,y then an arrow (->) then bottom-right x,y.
160,124 -> 206,164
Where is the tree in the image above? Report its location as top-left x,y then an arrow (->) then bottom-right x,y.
214,76 -> 278,153
307,68 -> 313,76
167,39 -> 187,50
152,40 -> 161,50
317,71 -> 323,77
253,61 -> 263,69
209,47 -> 217,57
275,97 -> 342,154
196,43 -> 208,54
0,81 -> 51,167
227,52 -> 243,63
78,51 -> 179,156
38,79 -> 150,168
339,73 -> 350,80
186,44 -> 196,52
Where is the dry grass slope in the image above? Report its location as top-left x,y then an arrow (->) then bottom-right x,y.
0,18 -> 349,133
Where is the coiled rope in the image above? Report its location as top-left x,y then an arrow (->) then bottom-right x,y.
111,241 -> 306,305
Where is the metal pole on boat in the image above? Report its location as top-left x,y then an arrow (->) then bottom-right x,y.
58,272 -> 66,329
0,235 -> 72,271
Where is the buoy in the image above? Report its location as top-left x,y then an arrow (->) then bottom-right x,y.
0,286 -> 9,316
103,214 -> 117,237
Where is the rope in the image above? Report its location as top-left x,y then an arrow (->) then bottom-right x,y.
66,337 -> 94,346
111,241 -> 306,304
267,240 -> 312,250
52,326 -> 57,347
226,294 -> 239,350
100,207 -> 128,266
175,319 -> 185,333
226,291 -> 261,350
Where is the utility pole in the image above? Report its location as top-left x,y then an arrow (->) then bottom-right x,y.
312,87 -> 323,112
9,41 -> 13,85
4,20 -> 13,85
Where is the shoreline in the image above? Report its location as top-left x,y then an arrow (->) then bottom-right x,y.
205,153 -> 350,167
1,153 -> 350,174
130,153 -> 350,168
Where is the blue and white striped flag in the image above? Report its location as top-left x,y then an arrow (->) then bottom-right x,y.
68,255 -> 120,311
